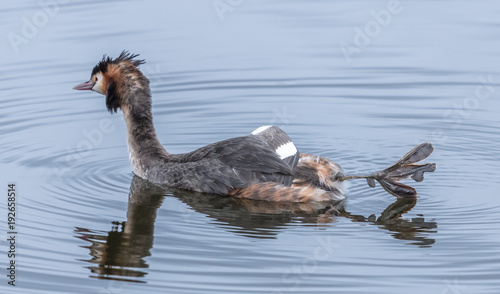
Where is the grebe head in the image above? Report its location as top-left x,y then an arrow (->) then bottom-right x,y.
73,51 -> 147,113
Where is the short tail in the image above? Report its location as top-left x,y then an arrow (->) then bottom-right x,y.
338,143 -> 436,198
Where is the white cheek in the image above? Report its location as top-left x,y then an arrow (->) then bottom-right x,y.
92,73 -> 105,95
92,83 -> 104,94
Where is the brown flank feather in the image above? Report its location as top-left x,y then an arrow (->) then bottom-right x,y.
231,182 -> 337,203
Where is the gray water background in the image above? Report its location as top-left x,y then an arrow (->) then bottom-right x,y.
1,1 -> 499,293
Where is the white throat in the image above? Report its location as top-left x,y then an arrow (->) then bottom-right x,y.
124,110 -> 148,179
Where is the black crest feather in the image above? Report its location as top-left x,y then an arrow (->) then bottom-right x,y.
91,50 -> 145,76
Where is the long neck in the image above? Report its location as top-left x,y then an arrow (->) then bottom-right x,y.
122,92 -> 169,180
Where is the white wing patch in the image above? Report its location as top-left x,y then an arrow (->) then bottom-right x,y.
251,125 -> 272,135
275,141 -> 298,159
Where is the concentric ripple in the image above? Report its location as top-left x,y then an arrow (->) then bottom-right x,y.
2,1 -> 500,293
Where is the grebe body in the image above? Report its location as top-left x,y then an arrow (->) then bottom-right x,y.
73,51 -> 435,202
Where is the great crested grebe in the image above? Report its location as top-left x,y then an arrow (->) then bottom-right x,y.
73,51 -> 436,202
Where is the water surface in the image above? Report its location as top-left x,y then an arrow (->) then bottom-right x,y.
1,1 -> 500,293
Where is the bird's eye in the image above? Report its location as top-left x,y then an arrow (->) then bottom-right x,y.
95,77 -> 98,82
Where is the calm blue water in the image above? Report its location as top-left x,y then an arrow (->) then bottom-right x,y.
1,1 -> 500,293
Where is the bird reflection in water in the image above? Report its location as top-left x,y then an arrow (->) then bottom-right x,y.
75,176 -> 437,282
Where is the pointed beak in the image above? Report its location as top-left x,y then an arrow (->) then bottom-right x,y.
73,80 -> 95,90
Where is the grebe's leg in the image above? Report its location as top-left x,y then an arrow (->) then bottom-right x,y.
339,143 -> 436,198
